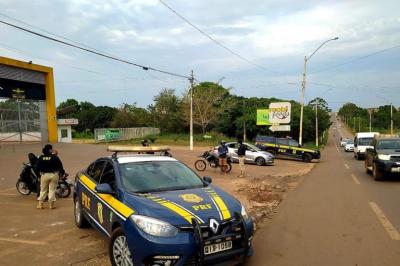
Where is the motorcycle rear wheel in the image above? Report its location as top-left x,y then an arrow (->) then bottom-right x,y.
56,182 -> 71,198
16,180 -> 31,195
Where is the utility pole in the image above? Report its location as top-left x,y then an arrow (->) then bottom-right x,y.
243,100 -> 246,141
189,70 -> 194,150
358,117 -> 361,132
368,109 -> 372,132
299,56 -> 307,146
315,98 -> 318,147
353,117 -> 356,132
298,37 -> 338,145
391,103 -> 393,135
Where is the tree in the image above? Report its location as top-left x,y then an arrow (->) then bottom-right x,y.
111,105 -> 136,128
182,82 -> 230,134
57,99 -> 80,118
148,89 -> 184,133
111,103 -> 151,128
57,99 -> 117,132
308,97 -> 330,112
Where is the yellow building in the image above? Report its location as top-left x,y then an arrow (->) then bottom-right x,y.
0,56 -> 57,142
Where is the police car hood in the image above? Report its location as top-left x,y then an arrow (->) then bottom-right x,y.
125,185 -> 241,225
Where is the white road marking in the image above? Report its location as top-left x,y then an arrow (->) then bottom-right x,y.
344,164 -> 350,170
350,174 -> 361,185
0,237 -> 46,245
369,201 -> 400,240
334,142 -> 340,153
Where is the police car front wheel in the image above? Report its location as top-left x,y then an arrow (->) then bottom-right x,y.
109,227 -> 134,266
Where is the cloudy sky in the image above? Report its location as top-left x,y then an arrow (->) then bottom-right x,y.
0,0 -> 399,110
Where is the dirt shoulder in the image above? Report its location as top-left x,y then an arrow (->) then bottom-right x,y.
170,145 -> 316,229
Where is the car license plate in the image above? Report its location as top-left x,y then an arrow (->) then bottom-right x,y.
204,241 -> 232,255
391,167 -> 400,173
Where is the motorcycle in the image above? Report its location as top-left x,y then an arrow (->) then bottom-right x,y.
16,153 -> 71,198
194,150 -> 232,173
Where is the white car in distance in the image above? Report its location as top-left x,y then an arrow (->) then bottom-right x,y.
340,138 -> 350,147
344,140 -> 354,152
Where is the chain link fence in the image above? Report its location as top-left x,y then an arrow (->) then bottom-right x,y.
94,127 -> 160,143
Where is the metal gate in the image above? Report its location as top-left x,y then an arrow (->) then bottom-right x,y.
0,99 -> 42,142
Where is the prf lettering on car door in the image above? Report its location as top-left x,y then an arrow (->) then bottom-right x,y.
82,192 -> 91,210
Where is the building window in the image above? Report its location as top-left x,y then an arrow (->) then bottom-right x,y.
61,129 -> 68,138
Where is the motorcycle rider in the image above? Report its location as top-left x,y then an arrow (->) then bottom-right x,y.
218,140 -> 229,175
36,144 -> 64,209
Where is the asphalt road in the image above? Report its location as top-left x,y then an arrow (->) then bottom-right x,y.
248,122 -> 400,266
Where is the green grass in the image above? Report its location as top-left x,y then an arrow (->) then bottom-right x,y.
303,130 -> 329,150
72,131 -> 94,139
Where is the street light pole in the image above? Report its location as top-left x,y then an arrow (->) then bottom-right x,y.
299,56 -> 307,146
298,37 -> 338,145
315,98 -> 318,147
189,70 -> 194,150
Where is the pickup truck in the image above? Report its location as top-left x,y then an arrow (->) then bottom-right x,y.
255,135 -> 320,163
365,137 -> 400,180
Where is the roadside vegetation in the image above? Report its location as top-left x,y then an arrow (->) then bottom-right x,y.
338,102 -> 400,134
54,81 -> 332,146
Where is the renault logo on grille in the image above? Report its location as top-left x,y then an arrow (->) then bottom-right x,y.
209,218 -> 220,234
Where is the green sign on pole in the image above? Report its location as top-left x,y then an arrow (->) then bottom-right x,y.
257,109 -> 271,125
105,129 -> 121,141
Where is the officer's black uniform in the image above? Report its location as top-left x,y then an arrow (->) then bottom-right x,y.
36,153 -> 64,175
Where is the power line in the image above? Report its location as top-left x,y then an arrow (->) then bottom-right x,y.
0,42 -> 106,76
310,44 -> 400,74
0,12 -> 108,56
158,0 -> 286,76
0,19 -> 191,80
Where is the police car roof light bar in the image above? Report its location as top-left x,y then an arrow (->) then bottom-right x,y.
107,145 -> 171,157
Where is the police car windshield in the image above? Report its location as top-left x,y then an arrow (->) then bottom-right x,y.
120,161 -> 205,193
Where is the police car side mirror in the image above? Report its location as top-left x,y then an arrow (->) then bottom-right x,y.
203,176 -> 212,184
95,183 -> 114,195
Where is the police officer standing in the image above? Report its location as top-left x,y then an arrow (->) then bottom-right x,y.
36,144 -> 64,209
218,140 -> 229,175
237,139 -> 247,178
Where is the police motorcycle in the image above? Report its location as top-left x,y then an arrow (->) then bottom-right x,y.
16,153 -> 71,198
195,149 -> 232,172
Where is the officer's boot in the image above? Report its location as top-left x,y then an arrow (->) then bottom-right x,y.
49,201 -> 56,209
36,201 -> 44,209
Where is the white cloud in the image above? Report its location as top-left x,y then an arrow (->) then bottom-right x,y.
1,0 -> 399,108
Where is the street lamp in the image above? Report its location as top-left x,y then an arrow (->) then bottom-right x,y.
298,37 -> 338,145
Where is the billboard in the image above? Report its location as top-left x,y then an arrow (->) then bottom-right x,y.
256,109 -> 271,125
269,102 -> 291,124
